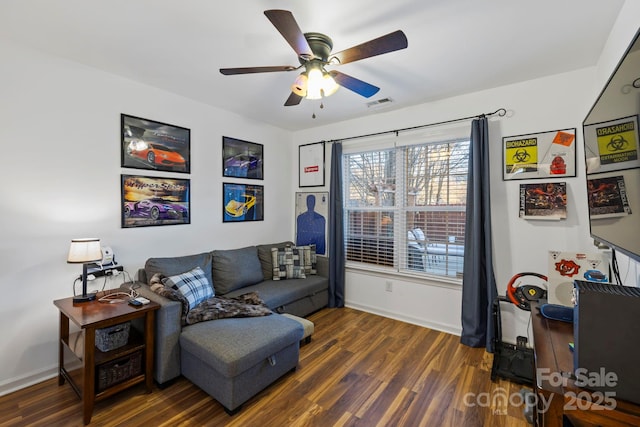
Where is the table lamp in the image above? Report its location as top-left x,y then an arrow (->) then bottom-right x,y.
67,238 -> 102,303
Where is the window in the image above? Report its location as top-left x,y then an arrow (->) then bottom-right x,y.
343,136 -> 469,279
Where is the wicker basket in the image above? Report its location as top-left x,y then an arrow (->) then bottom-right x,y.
97,351 -> 142,392
95,322 -> 130,352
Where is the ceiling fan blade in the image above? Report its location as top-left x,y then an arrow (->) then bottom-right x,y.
220,66 -> 297,75
329,70 -> 380,98
332,30 -> 408,65
284,92 -> 303,106
264,10 -> 314,59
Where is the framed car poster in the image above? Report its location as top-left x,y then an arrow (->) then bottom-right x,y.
121,174 -> 190,228
503,128 -> 576,180
222,136 -> 264,179
121,114 -> 191,173
222,182 -> 264,223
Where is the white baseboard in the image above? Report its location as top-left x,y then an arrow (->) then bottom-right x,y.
345,302 -> 462,336
0,366 -> 57,397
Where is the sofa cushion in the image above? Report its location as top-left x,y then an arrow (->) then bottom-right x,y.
271,246 -> 306,280
163,266 -> 213,311
180,315 -> 303,378
224,275 -> 328,310
256,241 -> 294,280
145,252 -> 213,288
211,246 -> 263,294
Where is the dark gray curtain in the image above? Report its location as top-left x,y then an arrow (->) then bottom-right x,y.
461,117 -> 498,352
328,142 -> 345,307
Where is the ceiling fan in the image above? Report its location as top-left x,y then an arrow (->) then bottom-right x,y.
219,9 -> 408,106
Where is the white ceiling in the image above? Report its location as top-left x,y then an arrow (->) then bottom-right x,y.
0,1 -> 626,131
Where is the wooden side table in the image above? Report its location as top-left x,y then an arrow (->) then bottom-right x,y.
54,296 -> 159,425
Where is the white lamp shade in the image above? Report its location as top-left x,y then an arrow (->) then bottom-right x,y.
321,73 -> 339,96
291,73 -> 308,97
67,238 -> 102,263
306,68 -> 324,100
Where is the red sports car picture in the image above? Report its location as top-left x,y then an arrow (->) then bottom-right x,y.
126,140 -> 186,169
121,114 -> 190,173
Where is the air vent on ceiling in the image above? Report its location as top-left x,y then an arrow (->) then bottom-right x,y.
366,97 -> 394,109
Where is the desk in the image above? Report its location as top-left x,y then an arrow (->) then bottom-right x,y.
531,302 -> 640,427
54,296 -> 159,425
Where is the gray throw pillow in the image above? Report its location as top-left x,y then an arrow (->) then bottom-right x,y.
256,241 -> 294,280
211,246 -> 264,294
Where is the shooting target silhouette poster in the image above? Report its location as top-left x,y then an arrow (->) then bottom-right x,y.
503,128 -> 576,180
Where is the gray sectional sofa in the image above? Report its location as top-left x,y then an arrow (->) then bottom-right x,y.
131,241 -> 329,413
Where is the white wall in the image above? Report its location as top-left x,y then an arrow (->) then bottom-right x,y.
294,68 -> 599,339
293,3 -> 640,341
0,39 -> 294,394
2,2 -> 639,395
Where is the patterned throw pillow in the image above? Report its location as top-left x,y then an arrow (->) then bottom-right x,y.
271,246 -> 307,280
149,272 -> 190,317
295,244 -> 317,275
162,266 -> 214,310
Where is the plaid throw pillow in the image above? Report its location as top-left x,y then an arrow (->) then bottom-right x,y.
162,266 -> 214,310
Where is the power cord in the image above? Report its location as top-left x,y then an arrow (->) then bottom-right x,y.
72,276 -> 81,297
71,267 -> 138,301
97,282 -> 139,304
611,249 -> 622,285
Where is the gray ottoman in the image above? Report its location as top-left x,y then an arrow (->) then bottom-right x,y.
180,314 -> 303,414
281,313 -> 314,344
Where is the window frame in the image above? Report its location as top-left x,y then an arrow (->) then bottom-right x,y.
342,133 -> 470,282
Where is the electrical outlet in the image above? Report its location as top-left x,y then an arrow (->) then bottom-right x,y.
89,264 -> 124,278
385,281 -> 393,292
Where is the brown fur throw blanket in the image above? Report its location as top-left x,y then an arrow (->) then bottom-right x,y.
149,273 -> 272,326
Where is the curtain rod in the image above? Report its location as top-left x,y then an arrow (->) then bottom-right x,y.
325,107 -> 507,144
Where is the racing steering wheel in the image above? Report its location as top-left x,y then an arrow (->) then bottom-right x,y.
507,272 -> 548,311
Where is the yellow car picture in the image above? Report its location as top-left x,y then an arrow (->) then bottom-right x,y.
225,194 -> 256,217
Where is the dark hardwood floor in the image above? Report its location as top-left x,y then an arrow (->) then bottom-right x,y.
0,308 -> 531,426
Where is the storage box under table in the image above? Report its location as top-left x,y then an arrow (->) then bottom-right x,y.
95,322 -> 131,352
96,350 -> 143,392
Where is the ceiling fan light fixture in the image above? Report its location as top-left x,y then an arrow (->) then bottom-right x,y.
291,72 -> 308,97
221,11 -> 408,108
321,72 -> 339,97
306,68 -> 324,100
